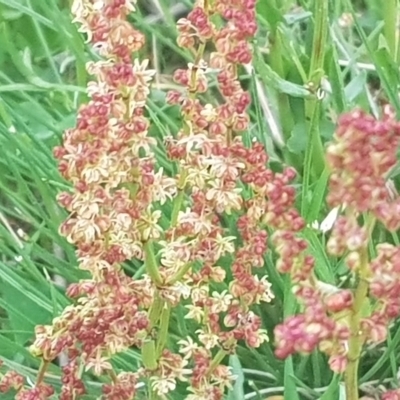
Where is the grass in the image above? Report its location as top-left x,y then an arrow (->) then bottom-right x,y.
0,0 -> 400,399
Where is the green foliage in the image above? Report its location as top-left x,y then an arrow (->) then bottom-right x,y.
0,0 -> 399,398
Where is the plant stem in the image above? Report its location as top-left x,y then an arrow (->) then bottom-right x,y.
171,170 -> 187,227
169,262 -> 191,284
156,305 -> 171,357
269,28 -> 294,142
383,0 -> 398,62
149,294 -> 164,326
344,276 -> 368,400
344,217 -> 375,400
36,360 -> 49,386
144,240 -> 162,286
142,340 -> 158,371
267,2 -> 303,170
207,349 -> 227,376
305,0 -> 329,177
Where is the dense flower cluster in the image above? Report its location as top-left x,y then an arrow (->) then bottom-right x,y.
272,219 -> 352,370
7,0 -> 400,398
383,389 -> 400,400
163,0 -> 280,397
4,0 -> 282,399
327,108 -> 400,228
327,109 -> 400,346
26,0 -> 173,398
274,109 -> 400,380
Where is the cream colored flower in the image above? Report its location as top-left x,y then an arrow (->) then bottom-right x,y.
178,208 -> 213,235
200,103 -> 217,121
67,217 -> 102,244
204,156 -> 245,179
113,213 -> 133,231
185,305 -> 204,323
186,165 -> 211,189
140,209 -> 162,240
160,282 -> 191,305
213,234 -> 236,258
210,290 -> 233,313
160,239 -> 191,271
85,351 -> 112,375
205,179 -> 242,213
152,168 -> 177,204
196,329 -> 219,349
178,336 -> 199,359
151,377 -> 176,396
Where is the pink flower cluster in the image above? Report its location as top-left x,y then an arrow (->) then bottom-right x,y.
163,0 -> 281,396
25,0 -> 176,398
274,108 -> 400,379
327,108 -> 400,228
9,0 -> 282,398
9,0 -> 400,397
327,109 -> 400,345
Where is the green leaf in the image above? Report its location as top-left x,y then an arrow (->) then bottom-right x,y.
254,49 -> 311,98
305,168 -> 329,223
227,355 -> 245,400
344,71 -> 367,104
319,374 -> 340,400
283,358 -> 300,400
287,122 -> 308,154
256,1 -> 282,29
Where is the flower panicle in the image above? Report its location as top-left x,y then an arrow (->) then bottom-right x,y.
157,0 -> 307,397
25,1 -> 174,398
274,108 -> 400,382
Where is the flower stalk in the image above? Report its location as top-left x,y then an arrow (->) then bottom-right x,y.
306,0 -> 329,177
275,108 -> 400,398
7,1 -> 400,399
345,247 -> 370,400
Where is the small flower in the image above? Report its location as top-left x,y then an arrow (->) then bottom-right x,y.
210,290 -> 233,313
178,337 -> 200,359
150,377 -> 176,395
85,353 -> 113,376
139,209 -> 162,241
196,329 -> 219,349
213,234 -> 236,258
185,305 -> 204,323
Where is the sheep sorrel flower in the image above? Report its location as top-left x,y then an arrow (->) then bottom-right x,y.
18,0 -> 296,398
274,108 -> 400,400
5,0 -> 268,398
24,1 -> 175,399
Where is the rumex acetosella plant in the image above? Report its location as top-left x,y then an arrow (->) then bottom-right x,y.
2,1 -> 400,400
0,0 -> 273,399
274,107 -> 400,400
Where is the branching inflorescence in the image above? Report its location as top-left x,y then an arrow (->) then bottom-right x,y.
0,0 -> 301,399
2,1 -> 400,400
274,107 -> 400,399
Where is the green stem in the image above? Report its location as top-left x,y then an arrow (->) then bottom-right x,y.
305,0 -> 329,177
142,339 -> 158,371
301,100 -> 321,216
269,28 -> 294,142
344,217 -> 375,400
149,295 -> 164,326
156,305 -> 171,357
345,275 -> 369,400
267,9 -> 303,170
207,349 -> 227,376
169,262 -> 191,284
143,240 -> 162,286
36,360 -> 49,386
383,0 -> 399,62
171,189 -> 185,227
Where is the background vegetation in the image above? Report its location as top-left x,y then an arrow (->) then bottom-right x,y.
0,0 -> 400,398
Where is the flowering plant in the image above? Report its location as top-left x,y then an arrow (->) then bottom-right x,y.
1,1 -> 400,400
